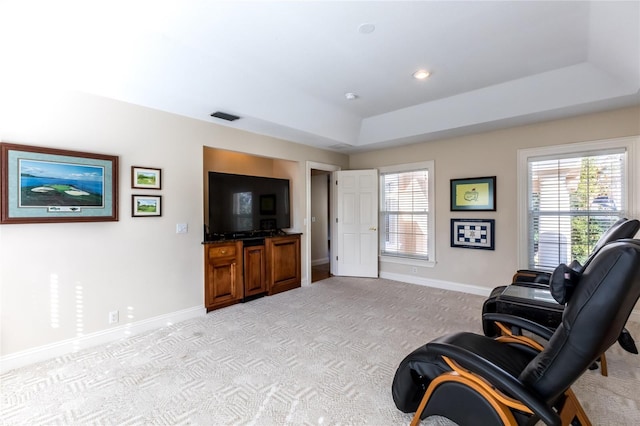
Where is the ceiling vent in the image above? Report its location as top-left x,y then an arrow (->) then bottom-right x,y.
210,111 -> 240,121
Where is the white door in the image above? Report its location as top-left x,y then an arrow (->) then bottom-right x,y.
332,170 -> 379,277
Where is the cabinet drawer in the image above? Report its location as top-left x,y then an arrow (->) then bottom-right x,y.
208,245 -> 236,259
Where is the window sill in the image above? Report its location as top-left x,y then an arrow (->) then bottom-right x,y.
380,255 -> 436,268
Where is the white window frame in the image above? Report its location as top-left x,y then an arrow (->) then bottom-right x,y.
379,160 -> 436,267
517,136 -> 638,269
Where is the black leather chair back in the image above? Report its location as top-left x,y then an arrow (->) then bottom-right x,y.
579,218 -> 640,272
519,240 -> 640,402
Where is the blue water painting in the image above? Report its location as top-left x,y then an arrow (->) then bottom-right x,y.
19,159 -> 104,207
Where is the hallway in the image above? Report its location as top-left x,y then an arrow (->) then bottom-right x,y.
311,263 -> 331,283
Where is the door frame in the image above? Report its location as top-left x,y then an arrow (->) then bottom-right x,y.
305,161 -> 341,284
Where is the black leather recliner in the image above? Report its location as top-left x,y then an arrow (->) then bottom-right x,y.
392,239 -> 640,426
481,218 -> 640,344
512,217 -> 640,285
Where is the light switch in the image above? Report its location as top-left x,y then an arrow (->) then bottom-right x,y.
176,223 -> 188,234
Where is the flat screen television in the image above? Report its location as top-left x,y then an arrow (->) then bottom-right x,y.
207,171 -> 291,239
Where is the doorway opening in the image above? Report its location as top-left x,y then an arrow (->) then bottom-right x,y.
306,161 -> 340,284
311,170 -> 331,282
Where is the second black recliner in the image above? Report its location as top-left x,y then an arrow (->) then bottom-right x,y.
481,217 -> 640,353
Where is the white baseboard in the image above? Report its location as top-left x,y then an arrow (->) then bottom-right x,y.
4,279 -> 639,374
311,257 -> 330,266
380,271 -> 493,297
0,305 -> 206,373
379,271 -> 640,324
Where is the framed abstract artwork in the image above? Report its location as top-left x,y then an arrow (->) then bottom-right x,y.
451,218 -> 495,250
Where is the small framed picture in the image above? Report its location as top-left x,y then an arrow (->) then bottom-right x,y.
131,166 -> 161,190
132,195 -> 162,217
451,218 -> 495,250
450,176 -> 496,211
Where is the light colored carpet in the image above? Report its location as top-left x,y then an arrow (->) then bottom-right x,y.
1,276 -> 639,425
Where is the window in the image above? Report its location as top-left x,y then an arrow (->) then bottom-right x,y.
379,161 -> 435,263
519,140 -> 632,271
233,191 -> 253,231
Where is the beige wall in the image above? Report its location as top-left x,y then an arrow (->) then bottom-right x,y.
350,106 -> 640,290
202,148 -> 297,234
1,85 -> 638,364
0,88 -> 348,360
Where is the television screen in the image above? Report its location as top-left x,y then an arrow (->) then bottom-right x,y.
208,171 -> 290,238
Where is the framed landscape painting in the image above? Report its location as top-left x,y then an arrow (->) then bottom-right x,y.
131,166 -> 161,189
132,195 -> 162,217
0,143 -> 118,224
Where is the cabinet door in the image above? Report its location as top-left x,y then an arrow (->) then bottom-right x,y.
267,235 -> 301,295
206,257 -> 238,308
204,242 -> 242,311
244,245 -> 267,297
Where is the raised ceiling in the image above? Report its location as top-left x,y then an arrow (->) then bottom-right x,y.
1,1 -> 639,152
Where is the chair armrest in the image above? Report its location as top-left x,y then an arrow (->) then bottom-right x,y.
515,269 -> 552,276
482,313 -> 555,341
509,281 -> 552,290
426,341 -> 561,426
513,269 -> 552,285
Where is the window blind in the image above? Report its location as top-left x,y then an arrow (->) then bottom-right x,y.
528,150 -> 625,270
380,169 -> 429,259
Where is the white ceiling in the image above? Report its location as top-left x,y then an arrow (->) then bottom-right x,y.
1,1 -> 639,153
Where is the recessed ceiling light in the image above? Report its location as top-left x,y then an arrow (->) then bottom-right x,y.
345,92 -> 358,100
413,70 -> 431,80
358,23 -> 375,34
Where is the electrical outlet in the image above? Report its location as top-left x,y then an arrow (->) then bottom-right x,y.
109,310 -> 119,324
411,267 -> 418,274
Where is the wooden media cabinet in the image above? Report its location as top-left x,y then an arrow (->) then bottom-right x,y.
203,233 -> 301,312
